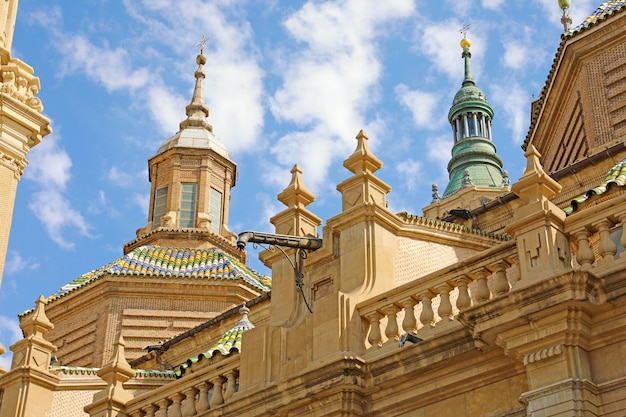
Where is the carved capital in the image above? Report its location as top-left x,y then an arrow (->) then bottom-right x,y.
0,150 -> 27,178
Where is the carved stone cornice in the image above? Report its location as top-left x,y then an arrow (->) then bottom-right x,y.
0,149 -> 26,178
0,57 -> 45,112
523,344 -> 563,365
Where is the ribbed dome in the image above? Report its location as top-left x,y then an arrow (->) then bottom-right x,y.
453,83 -> 487,105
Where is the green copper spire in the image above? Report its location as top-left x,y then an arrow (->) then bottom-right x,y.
442,34 -> 506,198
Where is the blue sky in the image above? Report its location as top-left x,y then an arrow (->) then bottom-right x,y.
0,0 -> 600,367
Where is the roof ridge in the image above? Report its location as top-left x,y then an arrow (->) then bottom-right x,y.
523,1 -> 626,150
397,212 -> 513,241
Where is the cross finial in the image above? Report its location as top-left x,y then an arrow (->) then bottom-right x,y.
459,24 -> 470,38
197,35 -> 208,54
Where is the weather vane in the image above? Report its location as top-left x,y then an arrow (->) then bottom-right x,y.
197,35 -> 208,54
459,24 -> 470,38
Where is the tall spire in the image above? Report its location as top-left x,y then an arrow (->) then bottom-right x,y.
441,29 -> 505,198
180,36 -> 212,131
460,24 -> 474,86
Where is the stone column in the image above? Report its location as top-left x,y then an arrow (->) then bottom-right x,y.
0,55 -> 51,285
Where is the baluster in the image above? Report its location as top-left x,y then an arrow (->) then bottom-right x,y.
382,306 -> 399,343
366,312 -> 382,348
437,285 -> 453,322
209,376 -> 224,407
492,261 -> 510,296
594,219 -> 617,262
168,393 -> 183,417
143,405 -> 157,417
223,370 -> 237,401
472,269 -> 491,303
618,213 -> 626,252
419,292 -> 434,328
401,298 -> 417,333
155,399 -> 169,417
455,277 -> 472,310
196,382 -> 210,412
574,229 -> 595,270
181,387 -> 197,417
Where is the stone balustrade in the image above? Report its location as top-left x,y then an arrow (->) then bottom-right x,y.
125,359 -> 239,417
565,197 -> 626,270
358,240 -> 518,350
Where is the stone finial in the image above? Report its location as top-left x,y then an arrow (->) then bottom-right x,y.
99,334 -> 134,380
431,184 -> 441,203
20,295 -> 54,338
235,305 -> 255,330
336,129 -> 390,211
461,169 -> 472,188
277,164 -> 316,209
343,130 -> 383,175
269,164 -> 321,237
501,170 -> 510,187
86,334 -> 135,416
559,0 -> 572,32
9,296 -> 56,372
512,145 -> 562,203
179,45 -> 212,131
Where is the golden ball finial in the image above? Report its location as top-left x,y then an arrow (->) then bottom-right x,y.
460,37 -> 471,49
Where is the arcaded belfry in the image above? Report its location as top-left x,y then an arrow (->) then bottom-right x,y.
0,0 -> 51,286
423,30 -> 508,220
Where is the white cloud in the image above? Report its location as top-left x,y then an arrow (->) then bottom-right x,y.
133,192 -> 150,216
420,20 -> 487,81
396,159 -> 423,192
268,129 -> 339,191
57,35 -> 150,93
107,166 -> 143,189
490,81 -> 529,145
426,133 -> 453,185
23,134 -> 91,250
482,0 -> 504,9
144,84 -> 187,137
395,84 -> 442,129
41,1 -> 265,150
268,0 -> 414,192
503,42 -> 529,69
204,55 -> 265,153
124,0 -> 266,151
4,251 -> 40,275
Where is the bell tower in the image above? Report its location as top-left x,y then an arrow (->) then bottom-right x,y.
124,40 -> 239,258
423,29 -> 508,220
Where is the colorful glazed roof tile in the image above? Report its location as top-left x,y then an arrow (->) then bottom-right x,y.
523,1 -> 626,150
564,158 -> 626,215
46,245 -> 271,303
175,306 -> 254,378
572,0 -> 626,31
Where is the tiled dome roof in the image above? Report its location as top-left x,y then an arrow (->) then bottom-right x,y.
46,245 -> 271,303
